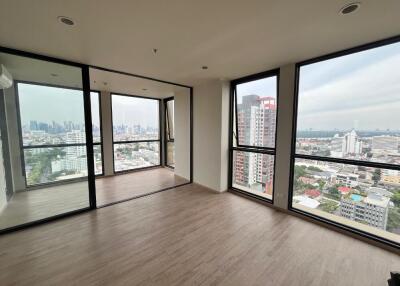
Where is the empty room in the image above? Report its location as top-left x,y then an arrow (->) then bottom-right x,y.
0,1 -> 400,285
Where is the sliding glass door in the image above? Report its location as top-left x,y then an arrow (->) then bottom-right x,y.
0,50 -> 94,232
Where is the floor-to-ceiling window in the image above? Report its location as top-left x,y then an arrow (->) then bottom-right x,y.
230,70 -> 279,201
111,94 -> 160,172
290,40 -> 400,245
0,50 -> 93,232
17,82 -> 88,187
90,91 -> 103,175
165,97 -> 174,168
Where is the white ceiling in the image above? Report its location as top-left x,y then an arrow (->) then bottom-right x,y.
0,0 -> 399,86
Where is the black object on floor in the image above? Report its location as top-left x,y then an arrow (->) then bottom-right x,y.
388,272 -> 400,286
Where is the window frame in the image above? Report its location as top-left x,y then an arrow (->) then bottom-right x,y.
90,90 -> 105,177
229,68 -> 280,204
110,92 -> 162,174
15,80 -> 95,189
164,96 -> 174,169
288,36 -> 400,249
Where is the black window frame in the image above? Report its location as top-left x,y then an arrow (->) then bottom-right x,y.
14,80 -> 96,189
229,69 -> 280,204
164,96 -> 174,169
288,35 -> 400,249
111,92 -> 162,174
90,90 -> 105,177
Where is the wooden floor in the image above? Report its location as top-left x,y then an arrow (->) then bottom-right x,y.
0,167 -> 188,230
96,167 -> 189,206
0,184 -> 399,286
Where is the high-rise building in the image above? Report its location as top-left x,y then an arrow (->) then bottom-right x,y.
234,95 -> 275,195
340,189 -> 390,230
343,129 -> 362,155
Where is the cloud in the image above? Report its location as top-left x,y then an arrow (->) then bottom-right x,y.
297,47 -> 400,130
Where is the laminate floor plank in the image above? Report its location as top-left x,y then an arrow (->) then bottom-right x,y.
0,184 -> 399,286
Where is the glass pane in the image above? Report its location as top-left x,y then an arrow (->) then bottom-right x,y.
91,91 -> 101,143
292,158 -> 400,244
114,142 -> 160,172
167,141 -> 175,167
112,94 -> 159,141
0,51 -> 90,231
18,83 -> 86,146
232,150 -> 274,200
236,76 -> 277,148
24,146 -> 87,186
166,100 -> 174,140
296,42 -> 400,165
93,144 -> 103,175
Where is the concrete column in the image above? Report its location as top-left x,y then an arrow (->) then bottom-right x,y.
100,91 -> 114,176
174,90 -> 191,180
193,80 -> 229,192
273,64 -> 296,210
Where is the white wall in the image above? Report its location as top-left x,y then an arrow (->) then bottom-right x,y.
4,87 -> 25,192
273,64 -> 296,210
100,91 -> 114,176
0,138 -> 7,211
174,90 -> 190,180
193,80 -> 229,192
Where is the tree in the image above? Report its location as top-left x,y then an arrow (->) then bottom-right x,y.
319,200 -> 339,214
307,166 -> 323,172
372,169 -> 381,186
391,191 -> 400,208
327,186 -> 341,200
294,165 -> 307,179
387,208 -> 400,234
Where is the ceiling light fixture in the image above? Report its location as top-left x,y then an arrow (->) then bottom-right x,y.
339,2 -> 361,15
202,66 -> 208,70
57,16 -> 75,26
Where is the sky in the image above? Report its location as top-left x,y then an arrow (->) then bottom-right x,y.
112,94 -> 159,128
236,76 -> 276,104
236,41 -> 400,131
17,83 -> 158,129
297,41 -> 400,131
18,83 -> 86,126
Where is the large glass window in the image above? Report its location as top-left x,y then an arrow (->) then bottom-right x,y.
112,94 -> 160,172
0,50 -> 92,232
291,40 -> 400,244
230,71 -> 278,201
90,91 -> 103,175
17,82 -> 88,186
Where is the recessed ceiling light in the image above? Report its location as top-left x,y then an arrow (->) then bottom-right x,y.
57,16 -> 75,26
339,2 -> 361,15
202,66 -> 208,70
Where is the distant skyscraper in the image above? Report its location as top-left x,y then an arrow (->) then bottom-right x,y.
331,130 -> 362,157
343,130 -> 362,155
